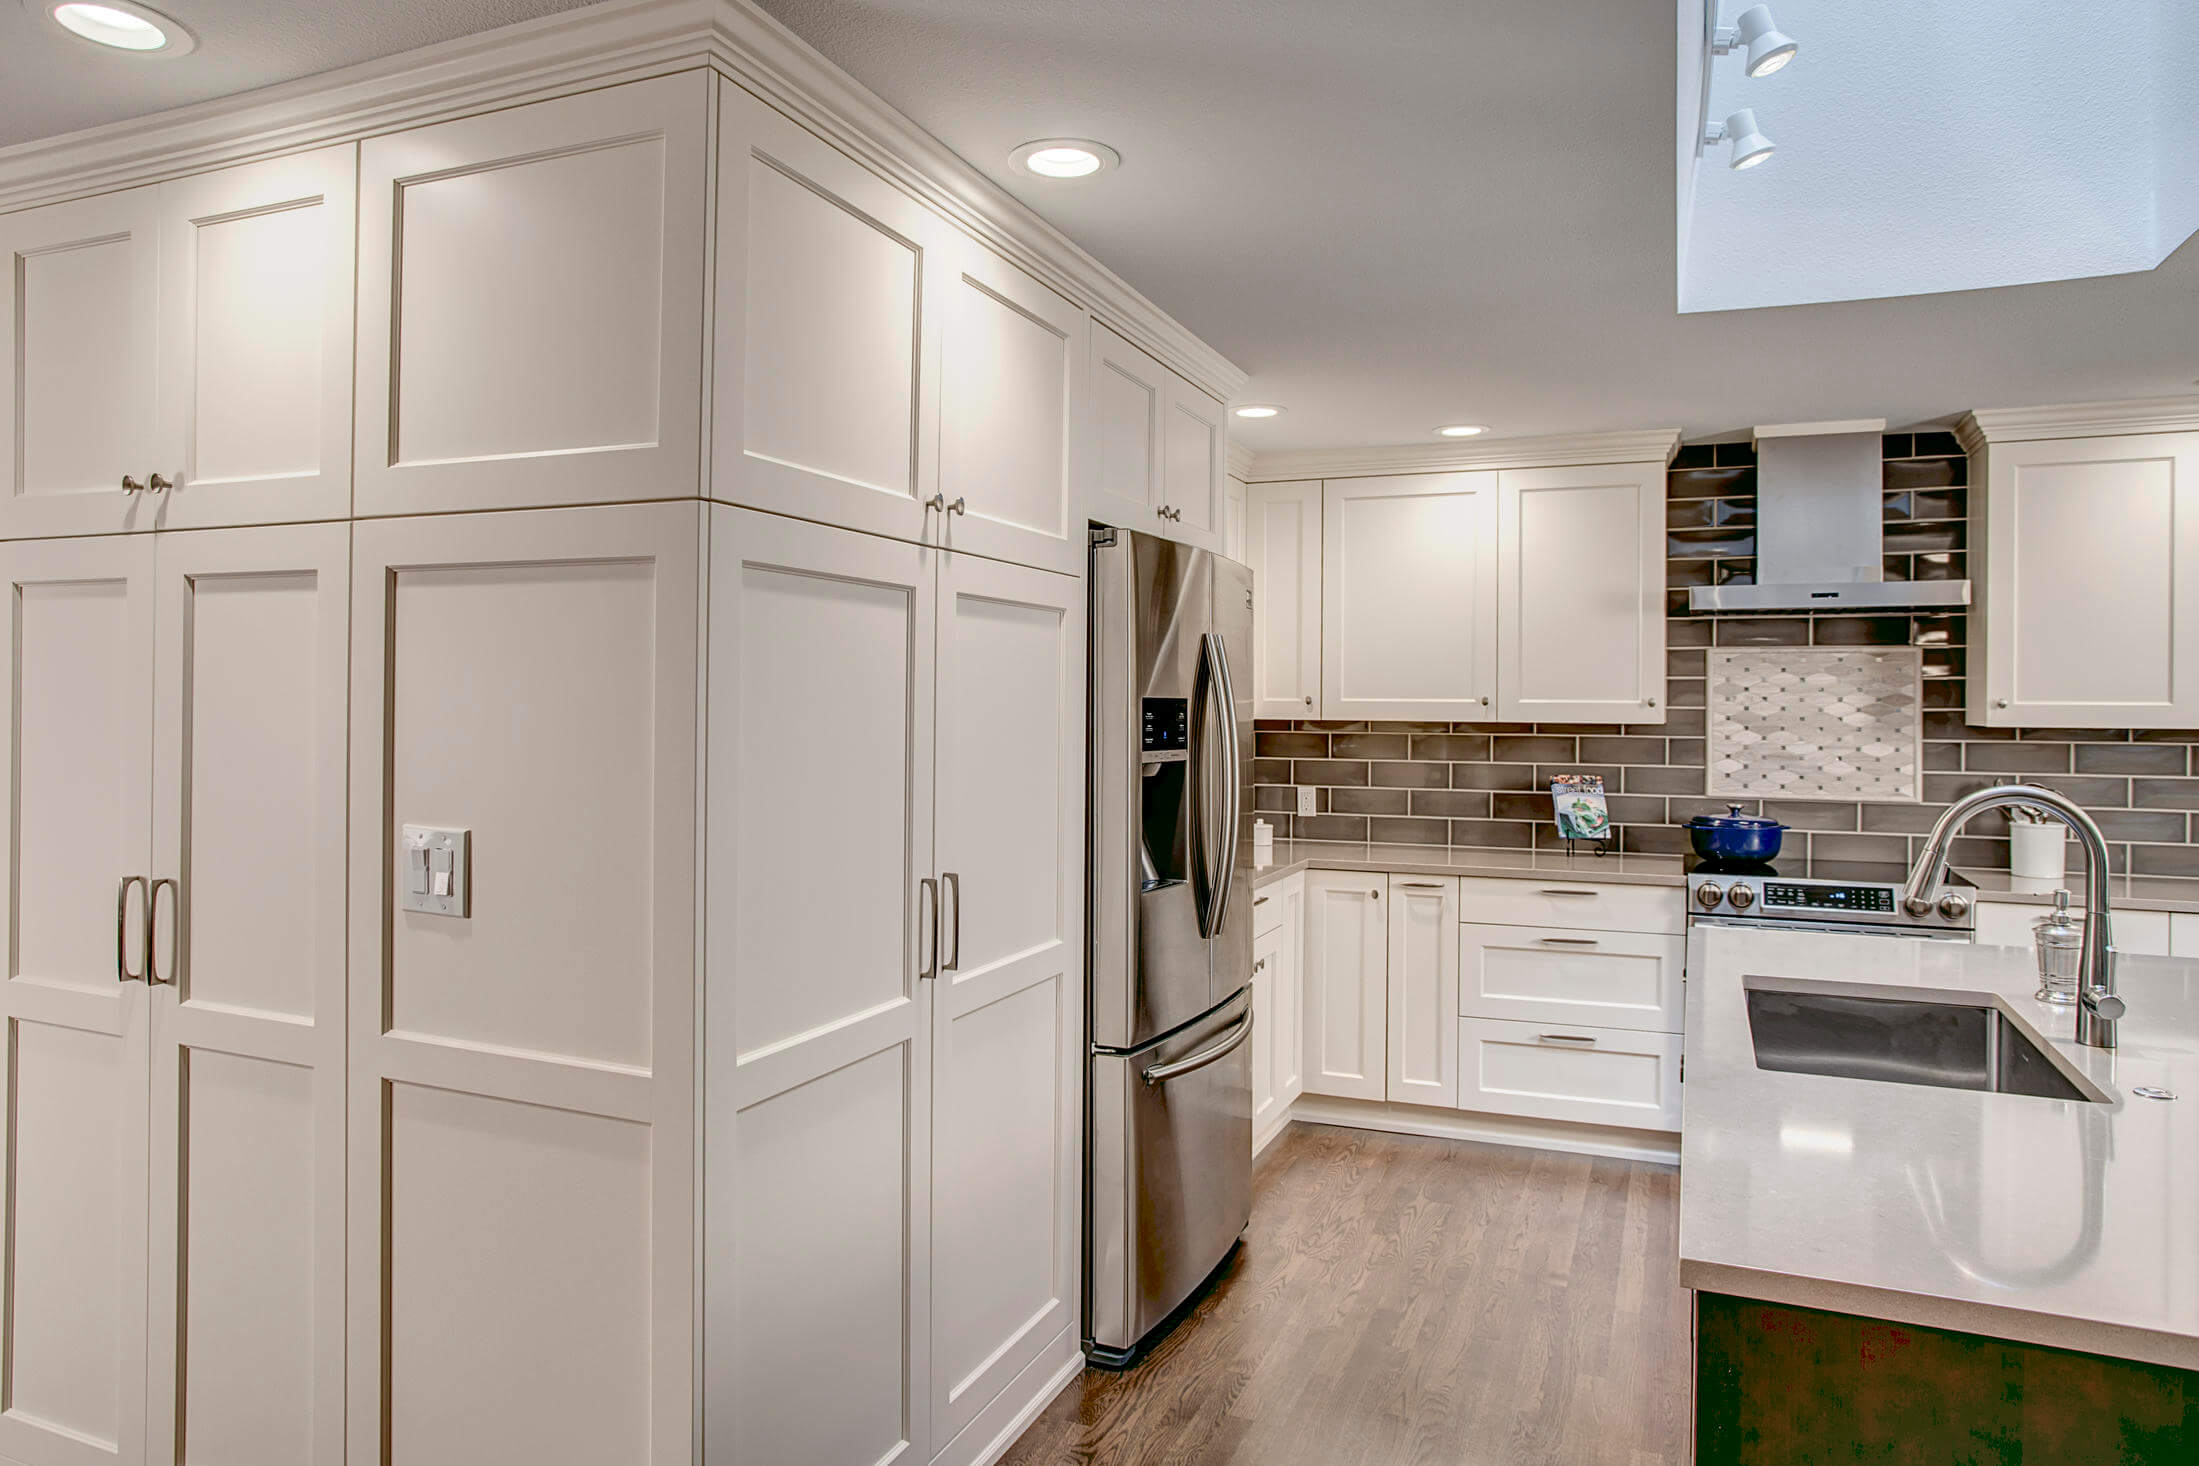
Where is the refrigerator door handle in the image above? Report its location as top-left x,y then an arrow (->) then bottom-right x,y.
1140,1008 -> 1254,1085
1194,631 -> 1242,940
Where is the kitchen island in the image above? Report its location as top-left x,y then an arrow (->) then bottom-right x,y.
1681,925 -> 2199,1460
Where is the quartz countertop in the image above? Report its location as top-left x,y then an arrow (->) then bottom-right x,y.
1960,867 -> 2199,916
1680,924 -> 2199,1368
1246,839 -> 1686,890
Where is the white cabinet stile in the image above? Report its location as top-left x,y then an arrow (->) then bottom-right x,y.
348,503 -> 700,1466
1970,431 -> 2199,727
1496,462 -> 1664,724
1247,479 -> 1322,718
1320,472 -> 1498,720
1301,871 -> 1387,1101
1386,878 -> 1460,1107
356,75 -> 710,516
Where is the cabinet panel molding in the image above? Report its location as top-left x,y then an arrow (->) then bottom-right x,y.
1321,472 -> 1497,720
1248,479 -> 1322,718
1497,462 -> 1665,724
1302,871 -> 1387,1100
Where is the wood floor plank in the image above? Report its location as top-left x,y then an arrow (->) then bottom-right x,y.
999,1123 -> 1692,1466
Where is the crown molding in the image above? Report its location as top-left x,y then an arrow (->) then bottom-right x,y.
1240,428 -> 1683,482
1958,396 -> 2199,455
0,0 -> 1243,403
1226,440 -> 1256,480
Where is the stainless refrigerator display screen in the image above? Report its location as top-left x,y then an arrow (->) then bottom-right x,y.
1141,698 -> 1189,752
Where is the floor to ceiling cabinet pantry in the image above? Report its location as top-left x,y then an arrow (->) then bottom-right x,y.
703,505 -> 1084,1466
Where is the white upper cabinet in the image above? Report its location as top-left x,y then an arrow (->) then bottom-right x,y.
0,187 -> 161,538
1321,472 -> 1498,720
1971,430 -> 2199,727
1225,474 -> 1247,561
937,237 -> 1086,575
1496,462 -> 1665,724
1247,479 -> 1322,717
714,78 -> 940,549
1086,322 -> 1223,552
153,148 -> 357,531
356,75 -> 709,516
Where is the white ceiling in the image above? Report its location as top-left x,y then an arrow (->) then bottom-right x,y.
1681,1 -> 2198,313
748,0 -> 2199,451
4,0 -> 2195,452
0,0 -> 599,146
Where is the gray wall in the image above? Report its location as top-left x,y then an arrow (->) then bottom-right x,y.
1253,434 -> 2199,874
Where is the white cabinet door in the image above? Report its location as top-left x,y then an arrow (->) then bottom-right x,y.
146,524 -> 348,1466
1497,462 -> 1665,724
1386,879 -> 1459,1107
938,239 -> 1087,575
0,535 -> 156,1466
1225,474 -> 1247,562
1248,479 -> 1322,718
1322,472 -> 1497,720
929,552 -> 1082,1462
702,507 -> 933,1466
1276,875 -> 1305,1108
1973,432 -> 2199,727
714,77 -> 941,550
153,147 -> 356,530
0,187 -> 161,538
356,75 -> 708,516
350,504 -> 699,1466
1302,871 -> 1387,1101
1159,375 -> 1226,550
1250,921 -> 1284,1139
1089,321 -> 1163,531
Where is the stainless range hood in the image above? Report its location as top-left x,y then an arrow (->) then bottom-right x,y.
1687,418 -> 1971,612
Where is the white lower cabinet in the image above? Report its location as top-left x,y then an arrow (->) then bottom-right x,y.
1458,923 -> 1685,1034
1302,871 -> 1388,1100
1975,899 -> 2171,956
1386,879 -> 1460,1107
702,506 -> 1083,1466
1251,874 -> 1305,1152
0,524 -> 348,1466
1457,1018 -> 1683,1132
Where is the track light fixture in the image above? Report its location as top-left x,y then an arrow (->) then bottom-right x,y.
1704,109 -> 1775,170
1711,5 -> 1798,78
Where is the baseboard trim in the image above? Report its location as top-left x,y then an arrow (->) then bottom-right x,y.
1288,1095 -> 1680,1166
963,1340 -> 1083,1466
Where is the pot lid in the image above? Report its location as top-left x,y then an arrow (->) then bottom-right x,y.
1685,802 -> 1785,831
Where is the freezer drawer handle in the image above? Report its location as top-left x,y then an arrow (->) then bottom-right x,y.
1141,1010 -> 1255,1086
1537,1033 -> 1598,1047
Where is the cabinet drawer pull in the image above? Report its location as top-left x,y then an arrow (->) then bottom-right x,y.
1538,888 -> 1600,897
1253,896 -> 1269,906
1252,957 -> 1267,973
1397,882 -> 1444,890
1538,936 -> 1599,947
1537,1033 -> 1598,1047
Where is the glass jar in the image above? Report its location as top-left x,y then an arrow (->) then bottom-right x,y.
2033,890 -> 2082,1005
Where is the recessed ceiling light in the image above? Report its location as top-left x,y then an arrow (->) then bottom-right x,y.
1435,424 -> 1488,438
41,0 -> 194,54
1232,405 -> 1284,419
1010,138 -> 1121,179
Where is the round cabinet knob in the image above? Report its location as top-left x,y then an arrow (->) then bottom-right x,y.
149,473 -> 173,492
1479,696 -> 1490,706
121,475 -> 145,495
1996,698 -> 2010,709
2084,990 -> 2128,1022
1369,889 -> 1380,900
1304,696 -> 1313,706
1695,882 -> 1725,909
1646,697 -> 1657,708
1726,884 -> 1756,910
1937,893 -> 1971,920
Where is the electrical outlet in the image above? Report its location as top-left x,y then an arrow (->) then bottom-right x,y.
1296,786 -> 1318,816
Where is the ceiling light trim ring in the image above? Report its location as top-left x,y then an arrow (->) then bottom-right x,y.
36,0 -> 196,55
1010,138 -> 1121,179
1435,424 -> 1489,438
1232,404 -> 1285,419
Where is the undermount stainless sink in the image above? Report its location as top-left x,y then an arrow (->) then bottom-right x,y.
1746,987 -> 2105,1102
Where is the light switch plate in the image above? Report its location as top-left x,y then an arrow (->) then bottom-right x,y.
1296,786 -> 1318,816
401,825 -> 470,917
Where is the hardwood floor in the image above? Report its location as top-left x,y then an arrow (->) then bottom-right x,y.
1002,1122 -> 1692,1466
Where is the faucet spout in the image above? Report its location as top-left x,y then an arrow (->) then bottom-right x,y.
1903,783 -> 2123,1049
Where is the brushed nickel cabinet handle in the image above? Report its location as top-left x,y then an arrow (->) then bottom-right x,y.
146,877 -> 178,986
942,871 -> 961,973
925,493 -> 947,513
122,476 -> 145,495
116,876 -> 147,983
148,473 -> 173,492
948,497 -> 966,516
918,878 -> 939,980
1539,888 -> 1599,897
1538,936 -> 1600,947
1253,896 -> 1269,907
1537,1033 -> 1597,1046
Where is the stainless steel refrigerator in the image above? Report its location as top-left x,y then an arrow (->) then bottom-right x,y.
1084,526 -> 1255,1367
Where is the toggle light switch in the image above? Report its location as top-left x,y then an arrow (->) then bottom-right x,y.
401,825 -> 470,917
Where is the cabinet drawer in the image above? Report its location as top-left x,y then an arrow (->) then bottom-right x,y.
1253,886 -> 1287,937
1457,1017 -> 1681,1132
1455,877 -> 1684,935
1458,924 -> 1682,1033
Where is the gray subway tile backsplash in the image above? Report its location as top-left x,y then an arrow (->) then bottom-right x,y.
1246,440 -> 2199,868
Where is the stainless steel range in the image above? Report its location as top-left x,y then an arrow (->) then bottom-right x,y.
1686,857 -> 1975,940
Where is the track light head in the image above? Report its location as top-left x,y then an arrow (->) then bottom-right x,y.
1713,5 -> 1798,78
1704,109 -> 1775,170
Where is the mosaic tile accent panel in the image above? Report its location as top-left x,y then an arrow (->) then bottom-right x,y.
1707,648 -> 1921,801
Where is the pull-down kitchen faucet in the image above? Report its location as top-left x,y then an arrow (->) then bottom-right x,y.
1903,784 -> 2125,1049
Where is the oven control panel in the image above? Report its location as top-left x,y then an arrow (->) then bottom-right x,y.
1686,873 -> 1975,934
1762,882 -> 1895,913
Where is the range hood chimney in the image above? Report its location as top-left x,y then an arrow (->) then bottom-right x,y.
1687,418 -> 1970,612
